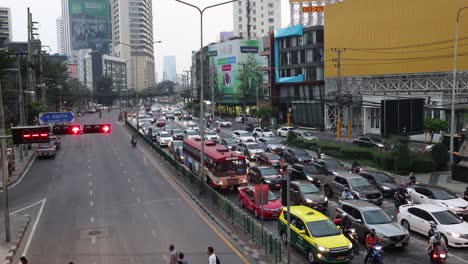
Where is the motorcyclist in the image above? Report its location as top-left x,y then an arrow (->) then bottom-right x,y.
364,229 -> 382,264
428,222 -> 437,238
341,187 -> 354,200
131,134 -> 137,146
408,172 -> 417,186
340,213 -> 353,231
464,186 -> 468,201
428,230 -> 447,256
351,160 -> 361,173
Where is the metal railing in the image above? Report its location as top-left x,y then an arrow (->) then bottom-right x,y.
125,120 -> 282,262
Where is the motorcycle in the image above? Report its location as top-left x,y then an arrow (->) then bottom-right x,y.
366,244 -> 384,264
131,138 -> 137,148
350,165 -> 362,174
99,112 -> 102,118
430,245 -> 447,264
393,190 -> 413,208
344,228 -> 360,254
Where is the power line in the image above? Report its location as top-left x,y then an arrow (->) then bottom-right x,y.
340,52 -> 468,62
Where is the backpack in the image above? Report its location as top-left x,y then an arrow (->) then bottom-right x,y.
216,256 -> 221,264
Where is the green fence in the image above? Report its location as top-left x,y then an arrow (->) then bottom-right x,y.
125,120 -> 282,262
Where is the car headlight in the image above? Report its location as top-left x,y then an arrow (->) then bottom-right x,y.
306,176 -> 314,181
348,242 -> 353,249
324,196 -> 328,201
382,186 -> 390,190
377,144 -> 384,148
377,233 -> 387,238
448,232 -> 461,238
305,199 -> 313,203
264,180 -> 272,183
297,159 -> 303,162
317,245 -> 329,252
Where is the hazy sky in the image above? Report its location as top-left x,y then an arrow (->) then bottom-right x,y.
2,0 -> 290,80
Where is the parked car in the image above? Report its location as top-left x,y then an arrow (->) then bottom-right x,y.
215,119 -> 232,127
247,166 -> 283,189
37,143 -> 57,159
170,129 -> 184,140
156,131 -> 172,147
359,170 -> 398,197
352,136 -> 388,150
238,186 -> 283,219
322,173 -> 383,205
168,140 -> 183,154
255,152 -> 288,174
313,158 -> 348,176
253,127 -> 275,137
337,200 -> 409,248
277,206 -> 354,264
283,148 -> 312,164
204,130 -> 220,142
49,135 -> 61,150
236,142 -> 265,159
184,129 -> 200,140
277,126 -> 296,137
289,163 -> 323,187
291,130 -> 318,141
220,137 -> 237,150
233,130 -> 255,143
397,204 -> 468,247
407,184 -> 468,218
257,137 -> 286,154
290,180 -> 328,211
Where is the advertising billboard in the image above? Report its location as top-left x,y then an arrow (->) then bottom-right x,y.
69,0 -> 111,54
208,39 -> 264,104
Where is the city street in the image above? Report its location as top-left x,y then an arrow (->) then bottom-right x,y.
0,111 -> 251,264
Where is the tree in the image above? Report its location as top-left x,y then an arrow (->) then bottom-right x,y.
95,76 -> 114,105
239,55 -> 263,115
28,101 -> 47,125
156,80 -> 176,95
431,143 -> 449,170
424,118 -> 449,143
256,106 -> 273,127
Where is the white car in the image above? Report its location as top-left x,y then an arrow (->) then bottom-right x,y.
184,129 -> 201,140
186,121 -> 199,131
157,131 -> 172,147
397,204 -> 468,247
215,119 -> 232,127
204,130 -> 220,142
233,130 -> 255,143
277,126 -> 295,137
237,142 -> 265,159
407,184 -> 468,217
252,127 -> 274,137
292,130 -> 318,141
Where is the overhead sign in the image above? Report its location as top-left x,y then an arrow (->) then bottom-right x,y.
39,112 -> 76,123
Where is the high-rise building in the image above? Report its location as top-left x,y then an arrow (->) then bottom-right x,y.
0,7 -> 12,41
111,0 -> 155,91
163,56 -> 177,82
220,31 -> 234,42
61,0 -> 112,63
56,17 -> 65,54
233,0 -> 281,39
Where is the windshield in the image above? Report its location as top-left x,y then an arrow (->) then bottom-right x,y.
172,141 -> 183,148
370,137 -> 383,143
215,160 -> 247,175
303,132 -> 313,136
239,131 -> 251,136
431,189 -> 457,200
298,184 -> 320,194
373,173 -> 394,183
39,143 -> 51,148
306,220 -> 341,238
172,129 -> 183,134
363,210 -> 392,225
265,153 -> 281,160
432,210 -> 464,225
293,149 -> 308,156
267,191 -> 278,201
263,128 -> 272,132
223,138 -> 236,144
160,132 -> 171,137
323,160 -> 343,169
303,165 -> 319,174
258,167 -> 279,176
206,131 -> 217,136
186,130 -> 198,135
247,144 -> 262,149
264,138 -> 281,144
349,178 -> 371,188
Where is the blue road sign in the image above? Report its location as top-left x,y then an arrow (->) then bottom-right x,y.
39,112 -> 75,123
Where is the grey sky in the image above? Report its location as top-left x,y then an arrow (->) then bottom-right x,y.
3,0 -> 290,79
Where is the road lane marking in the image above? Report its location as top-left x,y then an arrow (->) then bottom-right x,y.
89,190 -> 93,196
19,199 -> 47,261
11,199 -> 45,215
90,201 -> 94,207
143,212 -> 148,219
88,159 -> 90,163
128,131 -> 250,264
120,163 -> 123,166
3,155 -> 36,191
89,173 -> 92,177
90,217 -> 94,223
88,165 -> 91,169
128,178 -> 131,183
131,187 -> 135,192
89,182 -> 93,186
124,170 -> 127,174
151,229 -> 157,237
136,197 -> 141,203
91,235 -> 96,245
409,233 -> 468,263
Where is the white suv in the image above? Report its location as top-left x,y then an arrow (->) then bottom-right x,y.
233,130 -> 255,143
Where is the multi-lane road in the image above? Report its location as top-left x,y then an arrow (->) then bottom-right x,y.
142,114 -> 468,264
1,111 -> 252,264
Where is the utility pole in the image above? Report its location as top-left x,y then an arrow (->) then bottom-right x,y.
0,82 -> 11,242
40,51 -> 45,104
246,0 -> 251,39
210,64 -> 215,120
16,58 -> 25,161
332,48 -> 346,139
27,8 -> 34,96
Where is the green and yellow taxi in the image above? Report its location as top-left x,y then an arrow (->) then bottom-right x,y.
277,205 -> 353,263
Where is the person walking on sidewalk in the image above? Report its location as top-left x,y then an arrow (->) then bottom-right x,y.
207,246 -> 220,264
169,244 -> 178,264
20,256 -> 29,264
177,252 -> 188,264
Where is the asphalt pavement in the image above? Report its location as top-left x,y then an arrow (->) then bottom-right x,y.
155,116 -> 468,264
0,111 -> 252,264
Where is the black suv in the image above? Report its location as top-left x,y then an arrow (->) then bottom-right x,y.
283,148 -> 312,164
289,163 -> 323,187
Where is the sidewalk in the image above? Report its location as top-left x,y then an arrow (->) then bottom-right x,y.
0,214 -> 31,264
0,146 -> 36,190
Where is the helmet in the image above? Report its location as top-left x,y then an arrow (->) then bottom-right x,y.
344,187 -> 349,191
434,230 -> 441,240
430,222 -> 437,229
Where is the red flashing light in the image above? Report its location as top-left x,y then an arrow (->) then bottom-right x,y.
102,125 -> 110,133
32,134 -> 39,137
71,126 -> 80,134
23,134 -> 31,138
40,133 -> 48,137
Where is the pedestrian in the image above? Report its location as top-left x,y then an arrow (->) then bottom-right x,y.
169,244 -> 178,264
177,252 -> 188,264
19,256 -> 28,264
207,246 -> 220,264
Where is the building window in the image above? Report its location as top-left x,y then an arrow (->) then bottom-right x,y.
239,24 -> 242,29
370,108 -> 380,129
268,18 -> 274,23
253,25 -> 256,30
291,37 -> 297,47
253,17 -> 256,22
238,8 -> 242,13
316,29 -> 324,43
261,29 -> 264,33
239,16 -> 242,22
268,10 -> 274,16
306,49 -> 313,62
261,21 -> 264,25
268,3 -> 274,8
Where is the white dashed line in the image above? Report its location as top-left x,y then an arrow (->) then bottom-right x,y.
131,187 -> 135,192
90,201 -> 94,207
136,197 -> 141,203
128,178 -> 131,183
143,212 -> 148,219
120,163 -> 123,166
91,235 -> 96,245
89,182 -> 93,186
90,217 -> 94,223
88,160 -> 90,163
123,170 -> 127,174
88,165 -> 91,169
89,190 -> 93,196
151,229 -> 157,237
89,173 -> 92,177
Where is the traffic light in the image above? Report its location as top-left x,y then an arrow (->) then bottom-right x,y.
52,124 -> 81,135
11,126 -> 50,144
82,124 -> 111,134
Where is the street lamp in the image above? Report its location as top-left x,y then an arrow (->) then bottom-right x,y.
450,6 -> 468,166
174,0 -> 238,183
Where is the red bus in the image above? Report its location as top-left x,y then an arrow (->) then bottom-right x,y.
183,138 -> 248,190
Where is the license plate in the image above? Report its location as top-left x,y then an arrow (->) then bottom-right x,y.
395,243 -> 402,247
275,184 -> 280,187
336,256 -> 345,260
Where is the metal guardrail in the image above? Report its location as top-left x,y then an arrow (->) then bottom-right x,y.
125,120 -> 282,262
